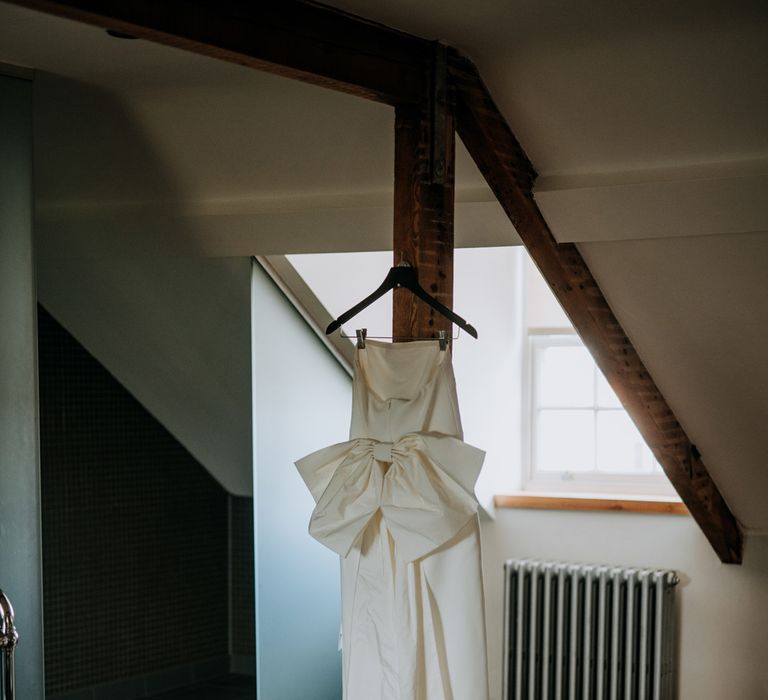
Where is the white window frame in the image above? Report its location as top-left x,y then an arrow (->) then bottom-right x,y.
522,329 -> 677,498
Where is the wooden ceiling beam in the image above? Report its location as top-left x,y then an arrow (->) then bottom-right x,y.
392,101 -> 456,341
8,0 -> 431,104
449,51 -> 743,564
13,0 -> 744,562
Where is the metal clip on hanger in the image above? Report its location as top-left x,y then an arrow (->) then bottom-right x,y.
356,328 -> 458,351
355,328 -> 447,351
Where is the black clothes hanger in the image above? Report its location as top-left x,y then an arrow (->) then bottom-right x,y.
325,262 -> 478,339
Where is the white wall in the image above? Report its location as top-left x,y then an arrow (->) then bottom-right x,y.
251,261 -> 351,700
0,68 -> 45,699
37,256 -> 254,495
480,513 -> 768,700
453,247 -> 524,507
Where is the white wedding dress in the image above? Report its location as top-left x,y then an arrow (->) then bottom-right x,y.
296,339 -> 489,700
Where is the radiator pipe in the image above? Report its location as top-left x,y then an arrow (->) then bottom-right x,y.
0,590 -> 18,700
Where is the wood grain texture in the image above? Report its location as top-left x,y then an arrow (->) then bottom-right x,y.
392,101 -> 455,340
495,494 -> 689,516
6,0 -> 431,104
450,50 -> 742,563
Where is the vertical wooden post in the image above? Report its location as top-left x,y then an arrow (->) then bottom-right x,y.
393,46 -> 455,341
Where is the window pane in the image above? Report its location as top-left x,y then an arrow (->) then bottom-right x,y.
536,344 -> 595,407
596,370 -> 622,408
535,409 -> 595,472
596,411 -> 657,473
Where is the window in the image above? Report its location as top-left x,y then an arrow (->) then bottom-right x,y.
521,255 -> 674,498
524,332 -> 673,496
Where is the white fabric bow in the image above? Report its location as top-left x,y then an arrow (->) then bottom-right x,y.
295,433 -> 485,563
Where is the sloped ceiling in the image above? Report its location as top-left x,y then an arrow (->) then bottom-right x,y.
0,1 -> 514,256
1,1 -> 767,531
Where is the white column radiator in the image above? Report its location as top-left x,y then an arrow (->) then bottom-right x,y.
503,559 -> 679,700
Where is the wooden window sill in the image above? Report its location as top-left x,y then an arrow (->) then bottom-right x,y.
494,493 -> 689,516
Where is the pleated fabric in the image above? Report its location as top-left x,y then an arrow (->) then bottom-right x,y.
296,340 -> 489,700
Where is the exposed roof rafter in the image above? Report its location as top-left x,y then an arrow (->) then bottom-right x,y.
449,51 -> 742,563
10,0 -> 432,103
9,0 -> 743,562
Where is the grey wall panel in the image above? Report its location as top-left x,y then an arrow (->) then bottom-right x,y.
0,72 -> 44,700
251,261 -> 350,700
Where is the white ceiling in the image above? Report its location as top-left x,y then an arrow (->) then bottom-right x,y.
332,0 -> 768,174
1,1 -> 767,532
580,233 -> 768,530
